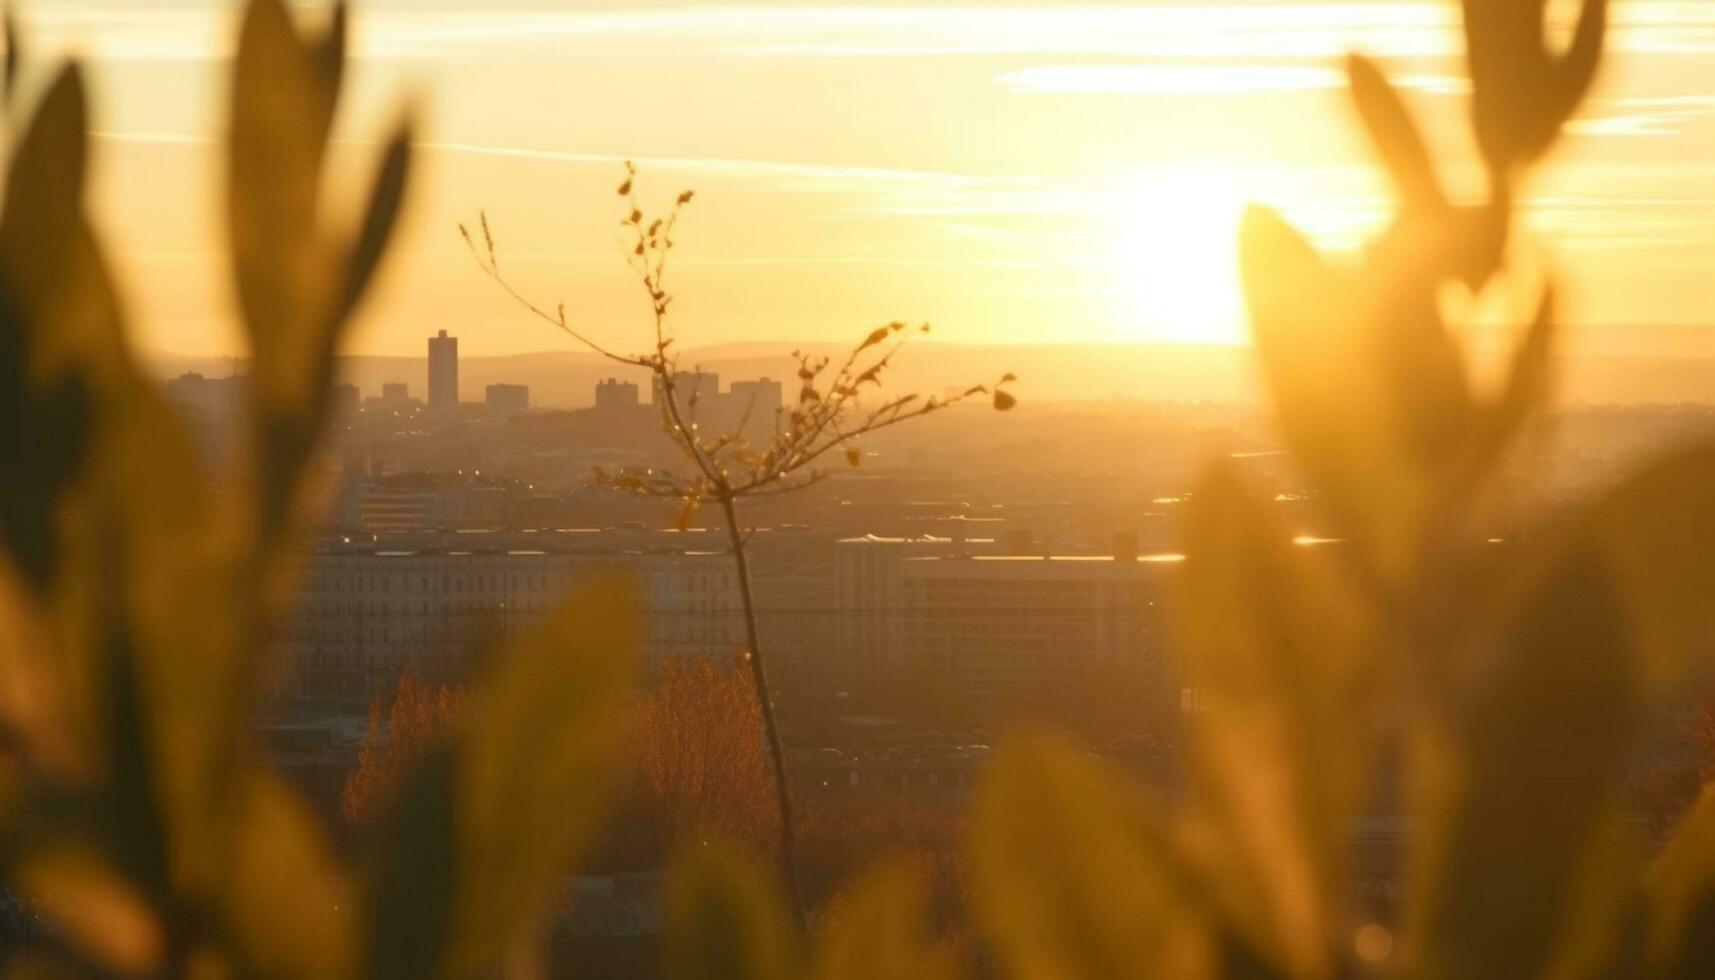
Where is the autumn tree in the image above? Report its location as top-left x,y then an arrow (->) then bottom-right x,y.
466,172 -> 1014,923
630,654 -> 779,858
340,672 -> 463,824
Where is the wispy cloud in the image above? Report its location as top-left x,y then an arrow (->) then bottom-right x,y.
92,129 -> 1047,200
27,3 -> 1715,65
994,63 -> 1468,96
1568,95 -> 1715,137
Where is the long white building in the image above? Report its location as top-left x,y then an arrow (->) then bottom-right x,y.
281,530 -> 745,704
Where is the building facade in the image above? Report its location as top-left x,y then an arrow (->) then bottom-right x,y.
594,377 -> 641,411
428,329 -> 458,413
485,382 -> 530,418
279,531 -> 745,705
896,553 -> 1179,717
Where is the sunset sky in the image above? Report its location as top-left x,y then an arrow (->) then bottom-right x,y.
19,0 -> 1715,358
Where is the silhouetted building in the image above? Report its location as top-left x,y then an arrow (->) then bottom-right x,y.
654,370 -> 718,409
594,377 -> 641,411
897,551 -> 1177,712
380,382 -> 412,408
280,532 -> 745,704
331,382 -> 361,418
728,377 -> 783,434
486,383 -> 529,418
164,371 -> 245,418
428,329 -> 458,413
833,533 -> 999,693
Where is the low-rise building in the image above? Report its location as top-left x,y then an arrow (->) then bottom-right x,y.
485,382 -> 530,418
280,529 -> 745,705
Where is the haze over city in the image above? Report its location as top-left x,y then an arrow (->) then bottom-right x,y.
8,0 -> 1715,976
20,0 -> 1715,365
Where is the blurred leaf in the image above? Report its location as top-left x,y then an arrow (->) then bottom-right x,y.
332,114 -> 413,333
228,0 -> 334,405
2,8 -> 19,104
1462,0 -> 1608,172
312,0 -> 347,104
971,738 -> 1211,980
1647,784 -> 1715,980
13,843 -> 163,976
225,771 -> 357,979
1179,464 -> 1368,979
992,390 -> 1016,412
445,576 -> 640,974
0,63 -> 86,319
0,66 -> 96,592
1239,205 -> 1422,581
1579,443 -> 1715,697
365,744 -> 457,980
1405,539 -> 1640,980
1346,54 -> 1444,213
814,863 -> 958,980
0,950 -> 101,980
89,370 -> 245,898
1468,285 -> 1554,480
0,557 -> 78,773
664,843 -> 796,980
1241,203 -> 1498,582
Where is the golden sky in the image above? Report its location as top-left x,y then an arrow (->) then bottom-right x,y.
19,1 -> 1715,358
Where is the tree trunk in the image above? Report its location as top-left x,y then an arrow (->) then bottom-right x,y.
718,493 -> 808,930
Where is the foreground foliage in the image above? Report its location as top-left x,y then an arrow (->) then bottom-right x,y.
0,0 -> 1713,978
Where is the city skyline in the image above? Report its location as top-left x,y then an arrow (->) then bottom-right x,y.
18,0 -> 1715,360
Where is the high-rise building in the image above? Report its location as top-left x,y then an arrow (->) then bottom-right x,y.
485,382 -> 529,418
428,329 -> 458,413
331,382 -> 361,418
728,377 -> 784,435
594,377 -> 641,411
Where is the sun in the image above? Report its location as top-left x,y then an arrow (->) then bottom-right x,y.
1111,171 -> 1249,346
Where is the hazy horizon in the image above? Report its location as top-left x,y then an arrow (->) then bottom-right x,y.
20,0 -> 1715,359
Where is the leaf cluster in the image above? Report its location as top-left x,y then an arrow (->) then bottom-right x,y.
6,0 -> 1715,978
0,4 -> 638,977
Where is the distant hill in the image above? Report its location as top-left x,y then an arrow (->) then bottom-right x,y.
146,330 -> 1715,409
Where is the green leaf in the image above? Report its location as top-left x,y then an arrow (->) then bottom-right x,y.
0,64 -> 86,320
12,842 -> 163,977
93,378 -> 245,898
2,9 -> 20,104
332,114 -> 414,333
1178,463 -> 1368,978
1462,0 -> 1608,172
1238,205 -> 1421,580
225,771 -> 357,979
1240,203 -> 1491,583
313,1 -> 348,106
814,863 -> 958,980
227,0 -> 335,409
971,737 -> 1211,980
1647,784 -> 1715,980
1468,285 -> 1554,482
0,89 -> 94,592
1579,443 -> 1715,696
366,744 -> 458,980
664,843 -> 797,980
1404,538 -> 1641,980
1346,53 -> 1443,213
444,575 -> 641,975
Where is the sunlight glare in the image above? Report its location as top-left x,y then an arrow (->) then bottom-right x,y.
1113,171 -> 1248,345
